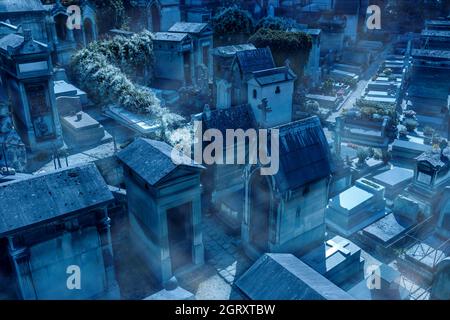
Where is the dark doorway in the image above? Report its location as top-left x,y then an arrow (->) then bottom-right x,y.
249,173 -> 271,251
202,45 -> 210,66
183,52 -> 192,85
167,202 -> 193,273
151,4 -> 161,32
0,238 -> 17,299
84,19 -> 94,44
54,14 -> 68,41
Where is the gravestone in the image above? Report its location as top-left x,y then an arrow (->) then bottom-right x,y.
56,96 -> 82,116
54,81 -> 89,106
393,195 -> 421,224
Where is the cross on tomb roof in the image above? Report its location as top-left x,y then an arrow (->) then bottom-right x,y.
257,98 -> 272,126
326,239 -> 351,258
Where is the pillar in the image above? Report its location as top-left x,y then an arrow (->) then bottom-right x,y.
67,29 -> 75,42
96,209 -> 120,299
191,198 -> 204,265
8,238 -> 37,300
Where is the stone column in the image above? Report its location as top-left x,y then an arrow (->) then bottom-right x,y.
8,237 -> 37,300
335,117 -> 343,156
191,197 -> 204,265
190,50 -> 196,86
81,24 -> 87,47
159,207 -> 173,286
67,29 -> 75,42
241,166 -> 251,245
96,208 -> 120,299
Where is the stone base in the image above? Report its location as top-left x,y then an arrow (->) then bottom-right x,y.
326,209 -> 388,237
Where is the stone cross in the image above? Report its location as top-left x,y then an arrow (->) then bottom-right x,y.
257,98 -> 272,126
326,239 -> 350,258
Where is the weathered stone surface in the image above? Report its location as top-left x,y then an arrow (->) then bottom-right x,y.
431,257 -> 450,300
236,253 -> 354,300
393,195 -> 421,223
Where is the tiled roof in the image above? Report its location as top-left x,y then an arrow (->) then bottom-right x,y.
251,67 -> 296,86
117,138 -> 203,186
151,32 -> 190,42
202,104 -> 255,135
235,47 -> 275,74
212,44 -> 256,57
169,22 -> 210,34
236,253 -> 354,300
0,0 -> 45,13
273,116 -> 333,192
0,164 -> 113,236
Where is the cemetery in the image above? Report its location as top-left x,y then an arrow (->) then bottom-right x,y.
0,0 -> 449,302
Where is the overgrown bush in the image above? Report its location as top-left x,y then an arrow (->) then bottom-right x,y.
212,6 -> 254,36
86,31 -> 154,82
249,28 -> 312,79
255,17 -> 299,31
71,31 -> 181,132
93,0 -> 129,33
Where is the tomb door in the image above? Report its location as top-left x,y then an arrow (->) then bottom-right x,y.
166,202 -> 193,273
83,19 -> 94,44
150,4 -> 161,32
183,52 -> 192,85
249,174 -> 271,251
202,45 -> 210,66
25,83 -> 55,141
54,14 -> 68,42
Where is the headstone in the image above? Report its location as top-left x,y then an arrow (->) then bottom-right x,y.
393,195 -> 421,224
53,80 -> 89,106
56,96 -> 82,116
